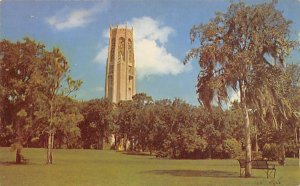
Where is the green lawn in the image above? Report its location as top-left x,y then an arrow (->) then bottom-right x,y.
0,147 -> 299,186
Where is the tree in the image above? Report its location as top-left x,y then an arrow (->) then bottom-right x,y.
52,96 -> 83,149
131,93 -> 153,151
42,48 -> 82,164
136,103 -> 157,154
184,1 -> 296,177
79,98 -> 114,149
0,38 -> 53,163
114,100 -> 136,150
0,38 -> 82,164
153,99 -> 206,158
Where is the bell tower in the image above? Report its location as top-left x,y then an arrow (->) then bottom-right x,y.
105,25 -> 136,103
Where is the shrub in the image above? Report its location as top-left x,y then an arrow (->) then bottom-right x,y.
223,138 -> 242,159
285,143 -> 299,158
262,143 -> 279,160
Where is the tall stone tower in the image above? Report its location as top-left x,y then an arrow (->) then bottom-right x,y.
105,26 -> 136,103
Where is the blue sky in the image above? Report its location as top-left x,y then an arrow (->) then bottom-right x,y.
1,0 -> 300,105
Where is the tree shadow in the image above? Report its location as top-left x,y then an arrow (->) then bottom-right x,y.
141,169 -> 239,178
0,161 -> 31,166
0,161 -> 20,166
122,151 -> 152,156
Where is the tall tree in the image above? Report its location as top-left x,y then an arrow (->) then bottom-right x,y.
184,1 -> 296,177
42,48 -> 82,164
0,38 -> 52,163
0,38 -> 82,164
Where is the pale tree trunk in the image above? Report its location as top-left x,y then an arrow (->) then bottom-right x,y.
278,123 -> 285,165
244,104 -> 252,177
255,126 -> 259,153
47,132 -> 52,164
295,128 -> 298,143
240,81 -> 251,177
255,133 -> 258,153
295,128 -> 298,158
47,98 -> 54,164
279,143 -> 285,165
298,128 -> 300,167
114,135 -> 117,150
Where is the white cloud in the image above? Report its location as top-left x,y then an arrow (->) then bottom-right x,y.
46,0 -> 109,30
94,45 -> 108,65
94,16 -> 191,79
130,17 -> 174,45
94,86 -> 104,92
135,39 -> 187,77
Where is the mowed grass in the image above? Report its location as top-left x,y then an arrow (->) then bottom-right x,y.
0,147 -> 299,186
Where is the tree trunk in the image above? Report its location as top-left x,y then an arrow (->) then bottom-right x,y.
51,132 -> 54,149
47,132 -> 53,164
172,148 -> 176,159
255,129 -> 259,153
240,81 -> 252,177
297,128 -> 300,167
279,143 -> 285,165
16,149 -> 21,164
47,97 -> 54,164
99,136 -> 103,150
124,138 -> 127,151
130,139 -> 134,151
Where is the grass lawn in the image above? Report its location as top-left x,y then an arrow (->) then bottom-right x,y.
0,147 -> 299,186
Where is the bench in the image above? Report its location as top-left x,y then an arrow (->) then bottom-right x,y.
237,159 -> 276,178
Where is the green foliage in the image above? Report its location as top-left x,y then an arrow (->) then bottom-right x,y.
184,1 -> 296,110
223,138 -> 242,159
262,143 -> 279,161
285,142 -> 299,157
1,38 -> 50,147
53,97 -> 83,149
0,38 -> 82,163
79,98 -> 114,149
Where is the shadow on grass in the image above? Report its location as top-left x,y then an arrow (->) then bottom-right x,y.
0,161 -> 21,166
0,161 -> 32,166
141,169 -> 239,178
121,151 -> 152,156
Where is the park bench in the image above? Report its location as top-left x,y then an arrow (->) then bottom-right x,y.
237,159 -> 276,178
